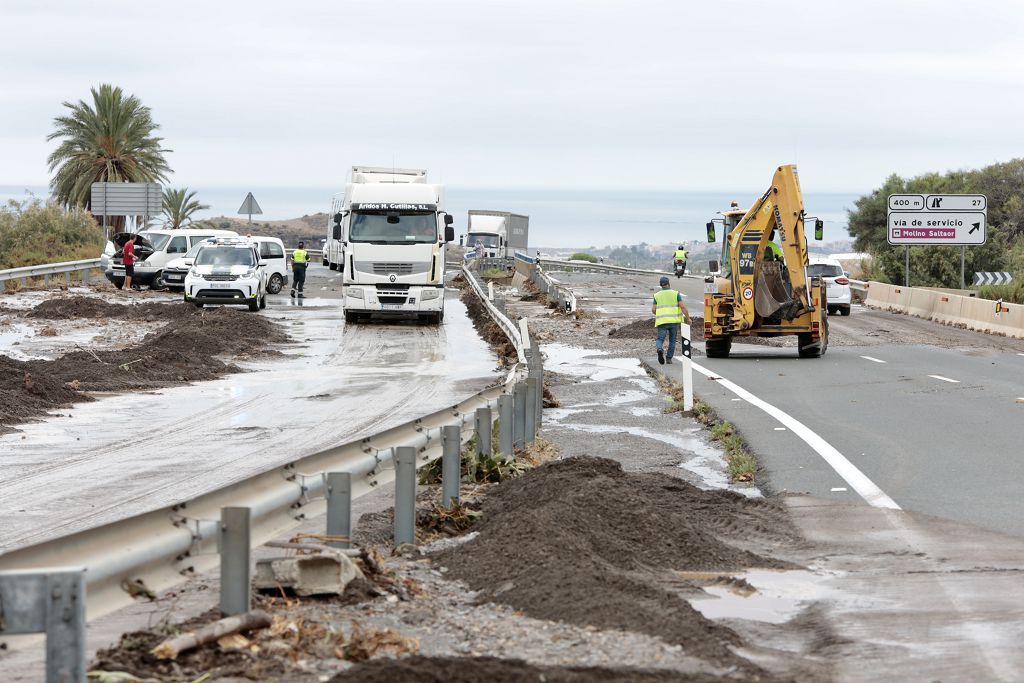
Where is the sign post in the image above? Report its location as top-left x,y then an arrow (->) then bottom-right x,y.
887,194 -> 988,287
237,192 -> 263,225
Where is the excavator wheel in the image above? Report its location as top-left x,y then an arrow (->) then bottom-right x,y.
705,336 -> 732,358
797,315 -> 829,358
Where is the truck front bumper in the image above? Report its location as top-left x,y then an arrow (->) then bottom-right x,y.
343,285 -> 444,313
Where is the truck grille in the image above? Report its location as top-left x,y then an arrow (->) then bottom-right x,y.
373,262 -> 413,275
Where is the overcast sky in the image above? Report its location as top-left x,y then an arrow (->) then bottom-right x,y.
3,0 -> 1023,194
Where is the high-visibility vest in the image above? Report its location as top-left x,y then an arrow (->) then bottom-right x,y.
765,241 -> 782,259
674,249 -> 687,260
293,248 -> 309,263
654,288 -> 683,326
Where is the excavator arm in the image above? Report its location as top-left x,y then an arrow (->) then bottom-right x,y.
726,164 -> 813,331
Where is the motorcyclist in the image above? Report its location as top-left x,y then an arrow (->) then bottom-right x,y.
673,245 -> 687,276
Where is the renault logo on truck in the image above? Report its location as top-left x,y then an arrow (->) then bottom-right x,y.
389,274 -> 397,282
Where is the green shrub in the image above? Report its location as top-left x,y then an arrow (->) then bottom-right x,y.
0,198 -> 103,270
570,252 -> 599,263
977,280 -> 1024,304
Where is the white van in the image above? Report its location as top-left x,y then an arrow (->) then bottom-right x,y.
106,227 -> 238,289
251,236 -> 289,294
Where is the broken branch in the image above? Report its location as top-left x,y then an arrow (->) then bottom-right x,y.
150,609 -> 271,660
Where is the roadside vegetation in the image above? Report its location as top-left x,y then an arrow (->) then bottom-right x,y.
660,377 -> 757,482
161,187 -> 209,229
848,158 -> 1024,288
0,197 -> 102,271
570,252 -> 598,262
977,280 -> 1024,305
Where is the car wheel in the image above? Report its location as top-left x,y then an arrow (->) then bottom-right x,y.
840,305 -> 851,316
259,292 -> 267,310
267,273 -> 284,294
248,298 -> 260,312
149,272 -> 163,290
114,279 -> 124,290
193,302 -> 204,309
827,306 -> 836,315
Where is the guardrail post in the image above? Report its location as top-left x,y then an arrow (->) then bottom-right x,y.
498,395 -> 514,459
219,506 -> 251,616
326,472 -> 352,549
513,383 -> 527,450
82,268 -> 90,285
493,293 -> 505,315
524,377 -> 538,443
475,406 -> 492,459
21,276 -> 28,287
394,446 -> 417,545
63,272 -> 71,287
43,273 -> 50,287
442,425 -> 461,506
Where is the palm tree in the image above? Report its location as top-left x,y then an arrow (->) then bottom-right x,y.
162,187 -> 210,229
47,84 -> 171,211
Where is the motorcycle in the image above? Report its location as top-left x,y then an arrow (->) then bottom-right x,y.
674,259 -> 686,278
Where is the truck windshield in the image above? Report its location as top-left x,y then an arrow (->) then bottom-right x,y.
195,247 -> 256,267
466,234 -> 500,248
350,212 -> 437,244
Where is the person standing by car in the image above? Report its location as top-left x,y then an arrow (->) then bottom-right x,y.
652,275 -> 689,365
123,233 -> 137,291
291,241 -> 309,298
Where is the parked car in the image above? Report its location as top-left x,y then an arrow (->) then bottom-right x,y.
161,239 -> 217,290
808,257 -> 851,316
183,237 -> 267,312
251,236 -> 289,294
106,228 -> 238,289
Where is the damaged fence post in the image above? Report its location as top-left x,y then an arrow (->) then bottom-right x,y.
394,446 -> 417,546
219,506 -> 251,616
326,472 -> 352,549
498,394 -> 514,459
512,383 -> 527,451
524,377 -> 538,444
442,425 -> 461,506
0,567 -> 86,683
475,406 -> 492,459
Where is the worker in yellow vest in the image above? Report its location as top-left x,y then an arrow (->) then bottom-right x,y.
291,242 -> 309,298
652,275 -> 690,364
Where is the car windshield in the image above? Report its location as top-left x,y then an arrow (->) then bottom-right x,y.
184,242 -> 210,259
467,234 -> 499,248
195,246 -> 256,267
137,232 -> 170,250
807,264 -> 844,278
349,211 -> 437,244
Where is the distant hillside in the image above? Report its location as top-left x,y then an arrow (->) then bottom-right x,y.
202,213 -> 328,247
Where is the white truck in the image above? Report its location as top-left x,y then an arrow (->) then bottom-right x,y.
330,166 -> 454,324
465,210 -> 529,259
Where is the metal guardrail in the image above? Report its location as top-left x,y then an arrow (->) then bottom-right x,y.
0,281 -> 534,633
535,256 -> 669,277
462,264 -> 526,362
0,258 -> 103,286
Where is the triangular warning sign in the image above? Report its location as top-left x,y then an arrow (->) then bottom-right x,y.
237,192 -> 263,216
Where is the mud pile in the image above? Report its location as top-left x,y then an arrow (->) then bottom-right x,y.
610,316 -> 704,340
330,656 -> 708,683
1,297 -> 290,431
458,285 -> 518,364
437,457 -> 796,669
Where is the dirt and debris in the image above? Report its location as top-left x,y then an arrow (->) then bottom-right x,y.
458,286 -> 518,364
329,655 -> 723,683
437,457 -> 797,672
1,296 -> 290,432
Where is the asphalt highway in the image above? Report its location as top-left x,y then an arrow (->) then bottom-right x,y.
551,270 -> 1024,538
0,267 -> 497,552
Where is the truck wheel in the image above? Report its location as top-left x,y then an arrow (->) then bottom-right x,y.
329,262 -> 338,271
344,310 -> 357,324
705,336 -> 732,358
322,258 -> 328,267
797,323 -> 828,358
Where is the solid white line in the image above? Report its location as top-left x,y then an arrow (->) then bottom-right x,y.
928,375 -> 961,383
692,363 -> 901,510
860,355 -> 886,363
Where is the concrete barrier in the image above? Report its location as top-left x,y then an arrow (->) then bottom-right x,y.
931,293 -> 965,327
865,281 -> 894,309
864,282 -> 1024,339
906,288 -> 939,319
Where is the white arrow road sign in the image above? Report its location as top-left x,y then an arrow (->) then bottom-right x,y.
888,211 -> 986,245
973,272 -> 1014,286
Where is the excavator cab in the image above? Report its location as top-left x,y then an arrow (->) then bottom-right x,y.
703,165 -> 829,359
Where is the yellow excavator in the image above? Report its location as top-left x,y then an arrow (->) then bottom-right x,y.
703,164 -> 828,358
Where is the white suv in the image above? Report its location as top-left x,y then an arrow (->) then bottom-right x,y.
808,258 -> 852,316
184,238 -> 268,312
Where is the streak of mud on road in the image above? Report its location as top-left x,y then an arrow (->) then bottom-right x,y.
437,457 -> 800,678
1,296 -> 289,432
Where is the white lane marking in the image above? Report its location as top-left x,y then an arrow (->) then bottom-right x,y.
831,487 -> 848,492
1018,353 -> 1024,356
731,398 -> 742,401
774,427 -> 786,431
928,375 -> 961,383
860,355 -> 886,363
692,362 -> 901,510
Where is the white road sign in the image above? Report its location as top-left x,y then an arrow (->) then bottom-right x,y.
888,212 -> 986,245
887,193 -> 987,245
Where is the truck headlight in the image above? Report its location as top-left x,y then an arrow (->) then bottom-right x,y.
347,287 -> 364,299
421,288 -> 440,300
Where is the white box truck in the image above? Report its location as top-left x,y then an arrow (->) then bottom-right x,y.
331,167 -> 454,324
465,210 -> 529,259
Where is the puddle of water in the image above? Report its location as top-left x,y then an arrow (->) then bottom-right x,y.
629,407 -> 658,417
689,570 -> 839,624
541,343 -> 646,382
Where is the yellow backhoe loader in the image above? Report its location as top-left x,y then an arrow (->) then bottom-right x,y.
703,164 -> 828,358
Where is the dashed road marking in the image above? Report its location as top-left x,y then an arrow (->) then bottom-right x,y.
731,398 -> 742,401
928,375 -> 961,383
831,487 -> 848,492
774,427 -> 786,431
692,362 -> 900,510
860,355 -> 886,363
